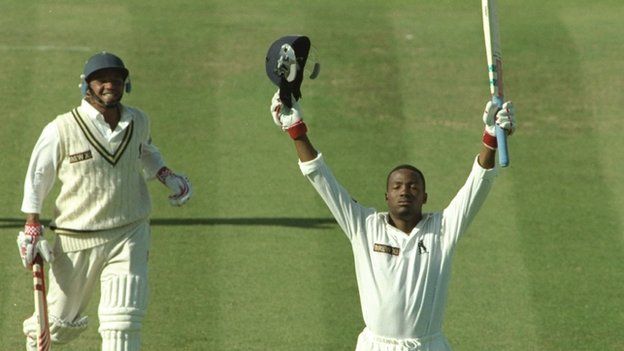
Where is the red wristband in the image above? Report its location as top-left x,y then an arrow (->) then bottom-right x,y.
287,121 -> 308,139
482,131 -> 497,150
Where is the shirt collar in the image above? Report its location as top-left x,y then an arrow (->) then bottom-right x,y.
382,212 -> 431,237
80,99 -> 132,128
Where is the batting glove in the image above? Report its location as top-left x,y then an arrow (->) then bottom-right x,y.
157,167 -> 192,206
16,223 -> 54,269
270,90 -> 307,139
482,100 -> 516,149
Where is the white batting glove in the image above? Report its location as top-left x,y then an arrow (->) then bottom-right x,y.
482,100 -> 516,149
270,91 -> 308,139
156,167 -> 192,206
16,223 -> 54,269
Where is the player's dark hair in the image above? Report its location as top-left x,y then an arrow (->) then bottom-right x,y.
386,165 -> 426,191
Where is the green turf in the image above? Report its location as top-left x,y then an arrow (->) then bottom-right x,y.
1,0 -> 623,350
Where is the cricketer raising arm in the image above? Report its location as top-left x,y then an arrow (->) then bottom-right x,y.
272,93 -> 515,350
269,91 -> 515,349
16,52 -> 192,351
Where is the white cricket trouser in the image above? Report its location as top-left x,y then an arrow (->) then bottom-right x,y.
24,220 -> 150,351
355,328 -> 451,351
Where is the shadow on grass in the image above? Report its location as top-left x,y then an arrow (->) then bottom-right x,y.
0,217 -> 337,230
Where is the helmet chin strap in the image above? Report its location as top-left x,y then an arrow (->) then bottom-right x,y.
86,87 -> 122,110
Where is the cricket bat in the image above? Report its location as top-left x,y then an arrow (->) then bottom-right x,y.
482,0 -> 510,167
32,255 -> 51,351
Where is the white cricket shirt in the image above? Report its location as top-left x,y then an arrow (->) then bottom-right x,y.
21,99 -> 165,214
299,153 -> 497,341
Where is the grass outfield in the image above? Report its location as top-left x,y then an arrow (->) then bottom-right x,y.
1,0 -> 623,350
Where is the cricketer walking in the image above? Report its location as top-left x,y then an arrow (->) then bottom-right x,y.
17,52 -> 192,351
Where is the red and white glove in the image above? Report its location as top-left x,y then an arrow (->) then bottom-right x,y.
270,91 -> 307,139
16,223 -> 54,269
157,167 -> 192,206
482,100 -> 516,149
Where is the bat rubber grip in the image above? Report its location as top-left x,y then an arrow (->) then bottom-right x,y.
495,125 -> 509,167
491,95 -> 509,167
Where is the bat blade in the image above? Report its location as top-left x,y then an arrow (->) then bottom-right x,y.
33,255 -> 51,351
482,0 -> 510,167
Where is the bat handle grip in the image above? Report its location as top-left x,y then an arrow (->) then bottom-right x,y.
33,254 -> 44,266
495,125 -> 509,167
492,95 -> 509,167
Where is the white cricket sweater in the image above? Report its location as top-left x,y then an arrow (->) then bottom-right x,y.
52,105 -> 151,232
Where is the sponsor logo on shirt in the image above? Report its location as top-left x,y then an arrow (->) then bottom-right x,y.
373,243 -> 400,256
417,239 -> 428,255
69,150 -> 93,163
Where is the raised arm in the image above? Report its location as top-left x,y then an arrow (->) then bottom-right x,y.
478,145 -> 496,169
294,135 -> 318,162
269,91 -> 373,240
442,100 -> 516,244
269,91 -> 318,162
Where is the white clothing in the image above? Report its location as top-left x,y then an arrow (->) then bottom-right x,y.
21,99 -> 163,351
356,327 -> 450,351
299,153 -> 496,348
24,220 -> 150,351
21,99 -> 165,215
51,103 -> 151,232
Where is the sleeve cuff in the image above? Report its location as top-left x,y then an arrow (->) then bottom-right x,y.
21,203 -> 42,215
473,155 -> 498,179
298,152 -> 324,176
